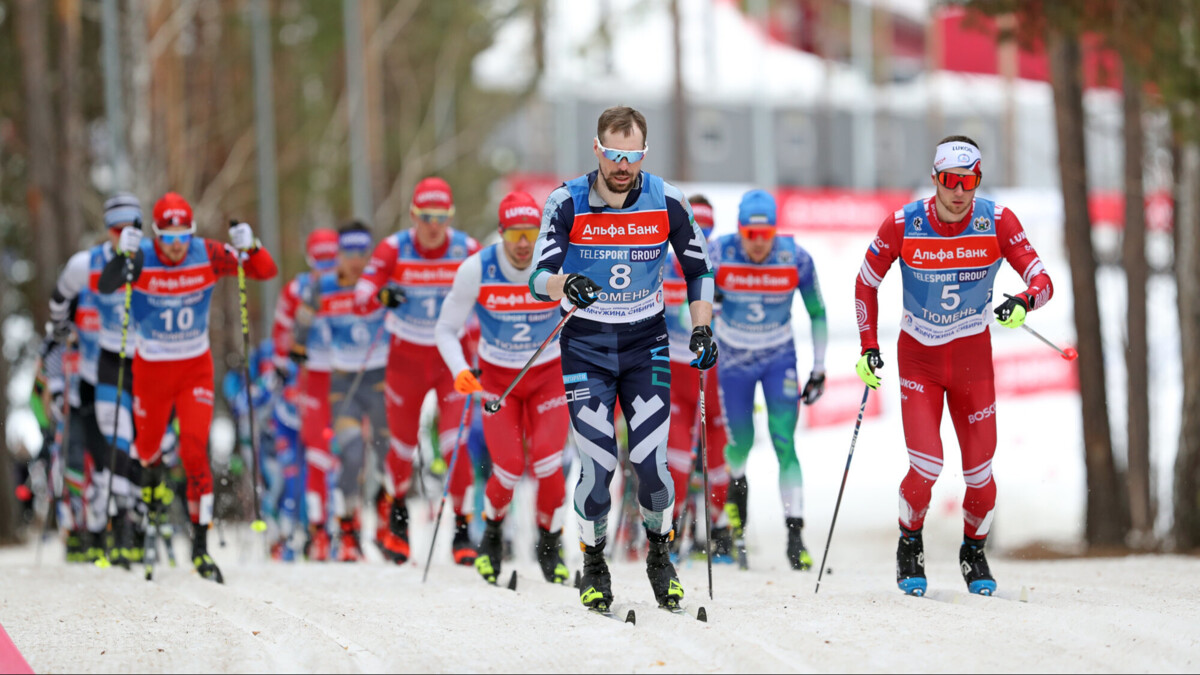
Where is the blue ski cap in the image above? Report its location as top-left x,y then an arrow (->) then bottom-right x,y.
738,189 -> 776,227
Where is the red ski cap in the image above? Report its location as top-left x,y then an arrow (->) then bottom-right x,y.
153,192 -> 193,229
498,191 -> 541,231
412,177 -> 454,214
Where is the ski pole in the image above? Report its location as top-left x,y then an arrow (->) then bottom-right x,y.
97,253 -> 136,569
483,306 -> 576,414
421,393 -> 474,583
231,221 -> 267,535
1021,324 -> 1078,361
815,385 -> 871,594
698,371 -> 714,600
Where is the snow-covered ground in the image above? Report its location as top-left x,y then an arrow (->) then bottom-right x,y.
2,508 -> 1198,673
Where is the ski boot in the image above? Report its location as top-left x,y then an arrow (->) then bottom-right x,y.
786,518 -> 813,570
373,489 -> 391,551
452,514 -> 477,566
646,531 -> 684,609
377,500 -> 410,564
84,531 -> 105,564
191,523 -> 224,584
535,527 -> 570,584
111,508 -> 133,570
474,518 -> 503,584
125,511 -> 146,566
960,535 -> 997,596
727,476 -> 749,568
710,525 -> 735,565
578,542 -> 614,611
305,523 -> 331,562
337,516 -> 364,562
65,531 -> 87,563
896,526 -> 927,596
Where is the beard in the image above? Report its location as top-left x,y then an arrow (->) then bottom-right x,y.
601,166 -> 635,194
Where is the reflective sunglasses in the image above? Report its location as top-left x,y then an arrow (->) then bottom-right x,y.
159,232 -> 192,245
596,138 -> 647,164
936,171 -> 981,191
739,225 -> 776,242
501,227 -> 538,244
414,210 -> 451,225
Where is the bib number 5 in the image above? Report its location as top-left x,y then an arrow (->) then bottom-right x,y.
940,284 -> 961,311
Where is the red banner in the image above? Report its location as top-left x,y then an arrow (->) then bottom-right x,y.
802,375 -> 884,429
992,348 -> 1079,398
775,188 -> 913,235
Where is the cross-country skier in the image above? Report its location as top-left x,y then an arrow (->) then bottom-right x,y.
49,194 -> 145,564
711,189 -> 827,570
662,194 -> 733,562
854,136 -> 1054,596
355,177 -> 481,566
309,222 -> 389,562
98,192 -> 278,583
435,191 -> 572,586
528,106 -> 717,612
270,228 -> 339,559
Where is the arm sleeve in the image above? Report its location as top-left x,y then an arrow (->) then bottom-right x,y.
796,247 -> 828,373
995,207 -> 1054,310
50,251 -> 91,324
854,214 -> 904,353
97,249 -> 143,294
206,240 -> 278,280
435,254 -> 481,377
529,187 -> 574,301
664,183 -> 715,305
356,237 -> 397,305
271,278 -> 301,367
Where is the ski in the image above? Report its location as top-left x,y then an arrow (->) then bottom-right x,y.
487,570 -> 517,591
587,605 -> 636,624
659,603 -> 708,622
733,536 -> 748,570
142,495 -> 159,581
916,586 -> 1031,604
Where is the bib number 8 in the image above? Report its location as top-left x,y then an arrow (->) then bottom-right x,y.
609,264 -> 631,290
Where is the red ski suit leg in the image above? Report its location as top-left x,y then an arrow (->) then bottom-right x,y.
133,352 -> 215,525
300,369 -> 332,525
896,330 -> 998,537
384,338 -> 471,513
479,360 -> 569,529
666,361 -> 729,522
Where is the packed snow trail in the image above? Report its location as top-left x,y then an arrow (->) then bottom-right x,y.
2,529 -> 1198,673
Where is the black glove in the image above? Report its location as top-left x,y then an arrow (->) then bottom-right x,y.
689,325 -> 719,370
994,293 -> 1029,325
801,371 -> 826,405
288,345 -> 308,366
49,320 -> 73,346
378,284 -> 407,309
713,288 -> 725,304
563,273 -> 601,309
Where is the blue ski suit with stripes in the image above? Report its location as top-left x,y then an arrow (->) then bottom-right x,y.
530,170 -> 715,546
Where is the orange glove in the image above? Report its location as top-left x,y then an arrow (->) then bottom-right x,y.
454,369 -> 483,395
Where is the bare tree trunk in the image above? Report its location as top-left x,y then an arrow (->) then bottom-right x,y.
56,0 -> 85,243
1122,69 -> 1153,543
1047,28 -> 1128,547
670,0 -> 688,181
16,0 -> 63,328
0,263 -> 17,545
1173,136 -> 1200,550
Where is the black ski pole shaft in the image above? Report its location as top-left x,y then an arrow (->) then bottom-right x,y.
815,385 -> 871,594
698,371 -> 713,600
422,393 -> 474,583
483,306 -> 576,414
231,222 -> 267,535
97,258 -> 135,569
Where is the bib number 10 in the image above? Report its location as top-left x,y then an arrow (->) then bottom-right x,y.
159,306 -> 195,331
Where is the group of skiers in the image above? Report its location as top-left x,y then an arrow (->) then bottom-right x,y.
31,104 -> 1052,612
